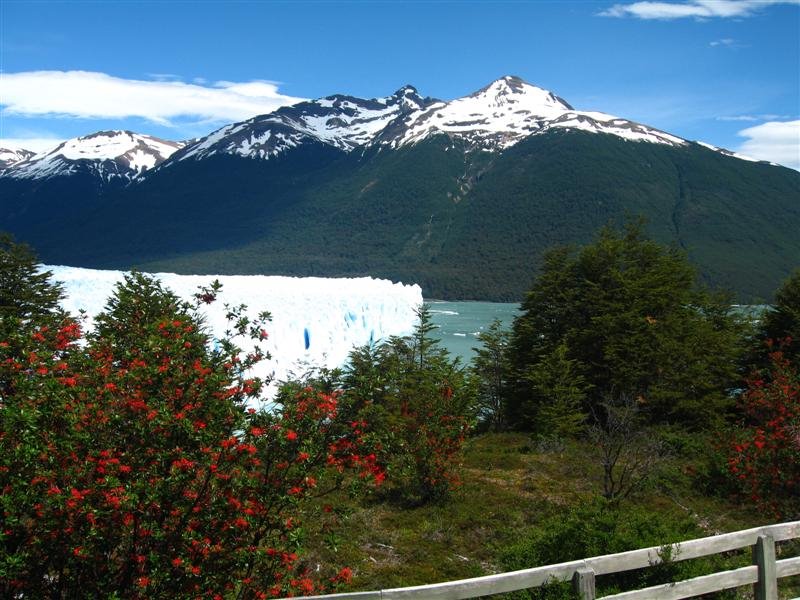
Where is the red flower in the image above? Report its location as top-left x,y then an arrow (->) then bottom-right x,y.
285,430 -> 298,442
333,567 -> 353,584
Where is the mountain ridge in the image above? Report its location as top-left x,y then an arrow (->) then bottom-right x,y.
0,77 -> 797,301
1,76 -> 770,181
3,131 -> 184,182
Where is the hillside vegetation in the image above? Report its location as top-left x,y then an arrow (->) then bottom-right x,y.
2,227 -> 799,598
2,130 -> 798,301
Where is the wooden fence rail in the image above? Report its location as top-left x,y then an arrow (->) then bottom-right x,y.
279,520 -> 800,600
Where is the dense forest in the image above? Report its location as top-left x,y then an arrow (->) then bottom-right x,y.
3,130 -> 799,302
1,224 -> 799,598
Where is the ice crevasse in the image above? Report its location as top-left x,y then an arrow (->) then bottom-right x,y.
45,266 -> 423,405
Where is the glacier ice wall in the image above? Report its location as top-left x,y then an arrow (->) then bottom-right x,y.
45,265 -> 422,403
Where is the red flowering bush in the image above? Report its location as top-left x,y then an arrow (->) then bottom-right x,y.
727,339 -> 800,519
340,305 -> 475,505
0,267 -> 382,598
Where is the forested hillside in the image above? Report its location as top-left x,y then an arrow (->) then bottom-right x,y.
4,129 -> 795,300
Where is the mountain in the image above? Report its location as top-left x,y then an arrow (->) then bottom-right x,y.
5,130 -> 183,182
0,131 -> 184,250
158,76 -> 688,164
0,77 -> 798,301
0,147 -> 35,170
164,85 -> 435,165
375,76 -> 686,150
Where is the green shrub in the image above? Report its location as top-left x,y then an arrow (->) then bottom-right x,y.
500,500 -> 737,599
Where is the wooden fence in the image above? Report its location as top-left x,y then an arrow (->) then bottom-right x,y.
280,520 -> 800,600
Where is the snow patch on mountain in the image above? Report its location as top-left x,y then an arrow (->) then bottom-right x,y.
0,147 -> 35,170
172,86 -> 433,164
695,140 -> 770,164
5,131 -> 183,181
169,76 -> 692,169
379,76 -> 686,150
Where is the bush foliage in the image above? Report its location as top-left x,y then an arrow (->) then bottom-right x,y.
727,342 -> 800,519
506,221 -> 746,431
0,245 -> 382,598
339,306 -> 475,505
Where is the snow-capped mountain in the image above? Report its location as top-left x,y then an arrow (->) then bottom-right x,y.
3,76 -> 795,305
167,75 -> 689,168
5,131 -> 183,182
376,76 -> 686,150
170,86 -> 435,164
0,77 -> 747,182
0,147 -> 35,170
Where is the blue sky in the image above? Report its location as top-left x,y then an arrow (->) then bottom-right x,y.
1,0 -> 798,168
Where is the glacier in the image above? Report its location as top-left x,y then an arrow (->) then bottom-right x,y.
45,265 -> 423,404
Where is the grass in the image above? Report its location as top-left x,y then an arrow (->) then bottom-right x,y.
300,432 -> 800,598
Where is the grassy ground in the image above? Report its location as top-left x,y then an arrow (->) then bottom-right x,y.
302,432 -> 799,599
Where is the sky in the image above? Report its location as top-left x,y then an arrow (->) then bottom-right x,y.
1,0 -> 799,169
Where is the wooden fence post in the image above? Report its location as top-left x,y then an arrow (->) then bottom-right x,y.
753,534 -> 778,600
572,567 -> 596,600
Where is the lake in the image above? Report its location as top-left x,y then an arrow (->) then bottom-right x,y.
426,300 -> 520,363
425,301 -> 769,364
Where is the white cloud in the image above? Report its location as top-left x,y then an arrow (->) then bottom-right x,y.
737,120 -> 800,170
600,0 -> 799,20
0,71 -> 307,126
0,137 -> 64,154
717,113 -> 790,121
709,38 -> 735,46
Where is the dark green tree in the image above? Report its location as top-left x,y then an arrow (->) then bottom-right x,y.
0,233 -> 65,325
526,342 -> 589,437
471,319 -> 512,431
759,269 -> 800,364
0,233 -> 74,399
508,222 -> 746,430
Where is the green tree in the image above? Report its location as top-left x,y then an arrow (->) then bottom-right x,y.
471,319 -> 511,431
526,342 -> 589,437
0,233 -> 73,399
0,233 -> 65,325
341,305 -> 476,504
759,269 -> 800,364
508,222 -> 745,430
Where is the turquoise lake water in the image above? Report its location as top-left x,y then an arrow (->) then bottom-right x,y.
426,300 -> 520,363
424,302 -> 768,364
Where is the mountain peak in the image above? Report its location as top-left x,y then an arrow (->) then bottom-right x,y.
469,76 -> 574,112
83,129 -> 131,139
374,76 -> 692,150
393,84 -> 419,96
493,74 -> 526,89
4,131 -> 183,181
158,76 -> 692,168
